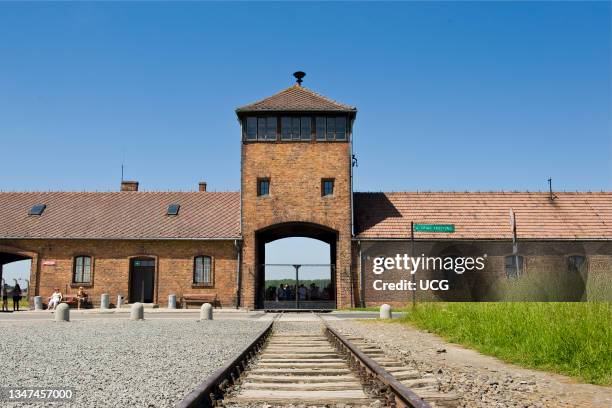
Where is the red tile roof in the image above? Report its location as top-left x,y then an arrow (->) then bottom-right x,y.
0,192 -> 240,240
354,192 -> 612,240
236,85 -> 356,113
1,191 -> 609,241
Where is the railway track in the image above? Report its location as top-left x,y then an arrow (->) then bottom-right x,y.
177,314 -> 460,408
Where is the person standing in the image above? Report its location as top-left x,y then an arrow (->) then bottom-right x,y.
1,283 -> 8,312
12,283 -> 22,311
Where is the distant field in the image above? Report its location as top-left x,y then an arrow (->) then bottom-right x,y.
387,302 -> 611,385
0,298 -> 30,309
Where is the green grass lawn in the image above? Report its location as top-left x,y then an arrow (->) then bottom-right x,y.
390,302 -> 611,385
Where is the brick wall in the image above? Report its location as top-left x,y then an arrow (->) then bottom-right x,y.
0,239 -> 238,307
357,240 -> 612,305
240,141 -> 354,309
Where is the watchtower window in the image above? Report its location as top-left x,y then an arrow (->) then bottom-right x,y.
314,116 -> 347,141
281,117 -> 312,140
246,117 -> 257,140
247,115 -> 348,142
246,116 -> 277,140
258,178 -> 270,196
316,117 -> 326,140
326,117 -> 346,140
300,117 -> 311,140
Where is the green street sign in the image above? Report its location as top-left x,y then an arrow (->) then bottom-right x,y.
413,224 -> 455,233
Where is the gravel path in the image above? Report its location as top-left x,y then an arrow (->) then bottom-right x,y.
0,319 -> 269,407
327,319 -> 612,408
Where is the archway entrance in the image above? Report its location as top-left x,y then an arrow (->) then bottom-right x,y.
255,222 -> 337,310
0,251 -> 33,312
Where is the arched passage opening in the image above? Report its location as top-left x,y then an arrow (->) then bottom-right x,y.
0,249 -> 34,311
255,222 -> 337,310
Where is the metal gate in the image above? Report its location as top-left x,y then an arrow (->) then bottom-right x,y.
259,263 -> 336,310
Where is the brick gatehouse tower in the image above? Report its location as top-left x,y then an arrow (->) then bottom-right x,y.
236,72 -> 357,309
1,72 -> 610,310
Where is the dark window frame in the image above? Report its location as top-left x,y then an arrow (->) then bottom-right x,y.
245,115 -> 349,142
245,116 -> 278,141
322,178 -> 335,197
316,116 -> 326,140
167,203 -> 180,216
300,116 -> 312,140
257,178 -> 271,196
28,204 -> 46,216
246,117 -> 258,140
72,255 -> 93,285
193,255 -> 214,287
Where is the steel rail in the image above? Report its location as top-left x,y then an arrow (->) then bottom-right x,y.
176,318 -> 276,408
323,322 -> 431,408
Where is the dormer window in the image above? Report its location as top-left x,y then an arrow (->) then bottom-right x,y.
167,204 -> 180,216
28,204 -> 46,216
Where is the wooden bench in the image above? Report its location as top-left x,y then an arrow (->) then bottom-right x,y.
182,293 -> 220,309
61,295 -> 90,309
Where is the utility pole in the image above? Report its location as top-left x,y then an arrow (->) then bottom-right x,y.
411,221 -> 416,308
293,265 -> 301,309
510,209 -> 520,277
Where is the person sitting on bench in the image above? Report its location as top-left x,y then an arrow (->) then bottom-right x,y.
47,288 -> 62,310
76,286 -> 88,309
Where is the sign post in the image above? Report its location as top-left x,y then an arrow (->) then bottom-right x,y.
411,223 -> 455,309
509,209 -> 520,277
293,264 -> 301,309
410,222 -> 415,308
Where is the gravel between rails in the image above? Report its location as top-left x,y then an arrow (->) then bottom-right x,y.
0,319 -> 269,408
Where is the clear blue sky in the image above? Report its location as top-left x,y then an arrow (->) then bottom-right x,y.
0,1 -> 609,193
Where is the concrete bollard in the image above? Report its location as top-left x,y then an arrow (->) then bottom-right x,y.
380,304 -> 392,319
34,296 -> 43,311
117,295 -> 124,309
130,302 -> 144,320
168,294 -> 177,309
100,294 -> 110,309
55,303 -> 70,322
200,303 -> 213,321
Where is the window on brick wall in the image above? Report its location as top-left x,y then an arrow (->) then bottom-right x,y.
73,256 -> 92,284
194,256 -> 213,286
322,179 -> 334,196
258,178 -> 270,196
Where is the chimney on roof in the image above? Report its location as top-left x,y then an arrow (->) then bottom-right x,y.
198,181 -> 207,192
121,180 -> 139,192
